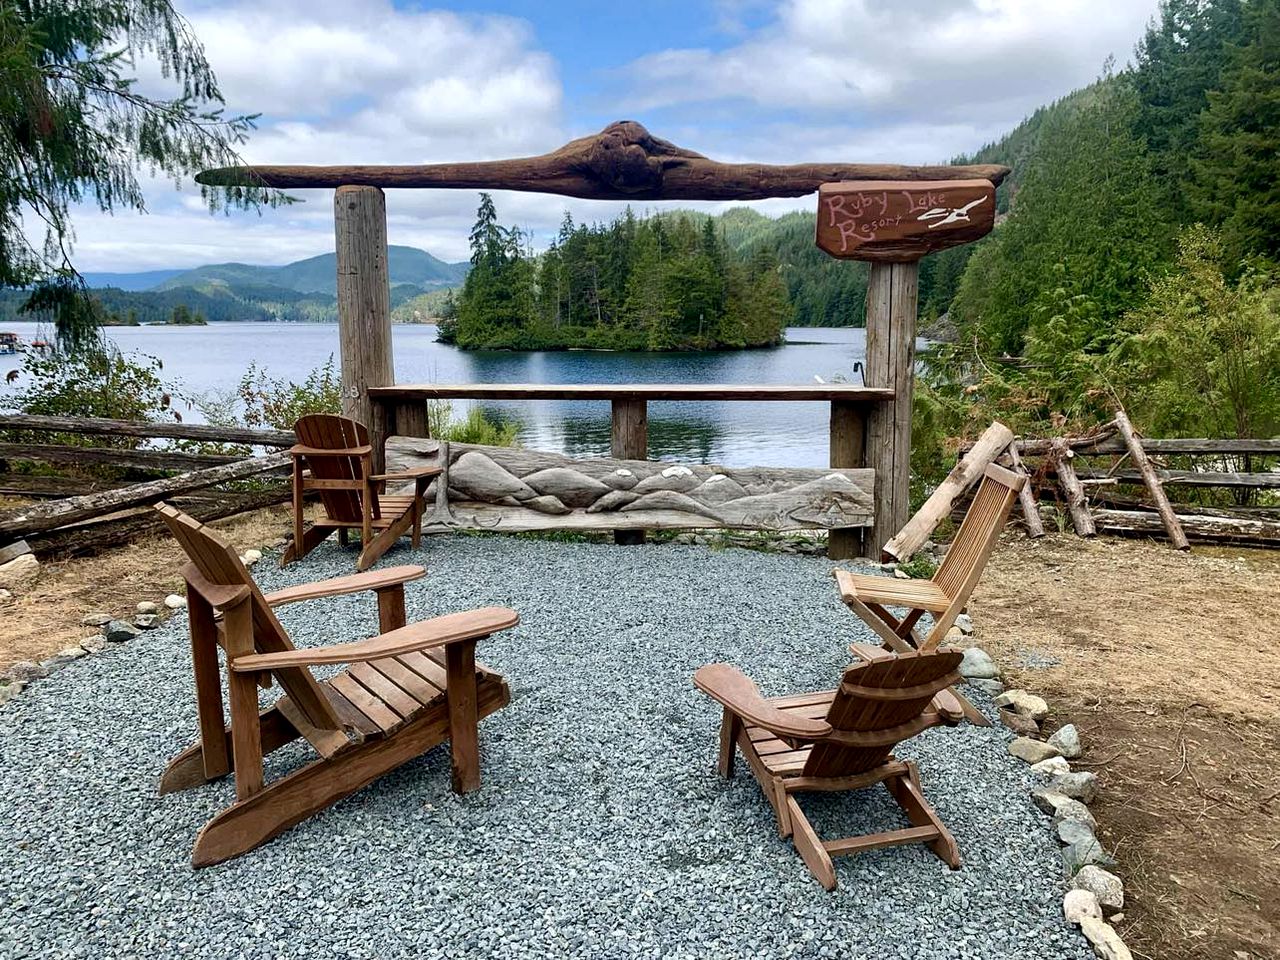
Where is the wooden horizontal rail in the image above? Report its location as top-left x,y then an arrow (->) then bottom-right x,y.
0,442 -> 243,472
370,384 -> 895,402
967,435 -> 1280,456
1080,468 -> 1280,489
0,413 -> 295,447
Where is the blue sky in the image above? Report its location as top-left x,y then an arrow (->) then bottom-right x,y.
64,0 -> 1161,272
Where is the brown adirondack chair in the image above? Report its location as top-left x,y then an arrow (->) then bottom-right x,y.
694,644 -> 965,890
155,502 -> 517,867
283,413 -> 441,571
834,463 -> 1026,724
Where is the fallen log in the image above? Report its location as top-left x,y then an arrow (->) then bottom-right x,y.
971,434 -> 1280,457
0,451 -> 291,541
1076,467 -> 1280,489
1062,507 -> 1280,548
882,421 -> 1013,562
197,120 -> 1011,199
1115,409 -> 1188,549
1048,437 -> 1095,536
0,441 -> 242,472
1006,441 -> 1044,539
0,413 -> 294,447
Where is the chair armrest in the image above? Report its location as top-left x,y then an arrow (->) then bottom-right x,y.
231,606 -> 518,672
693,663 -> 833,740
289,443 -> 373,458
850,642 -> 895,663
263,565 -> 426,608
931,688 -> 965,724
369,466 -> 443,483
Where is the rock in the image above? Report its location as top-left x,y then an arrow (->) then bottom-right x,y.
80,634 -> 108,654
1063,889 -> 1102,924
133,614 -> 160,630
1052,798 -> 1098,832
1057,818 -> 1096,847
1009,737 -> 1061,764
958,647 -> 999,680
1048,770 -> 1099,803
1049,723 -> 1082,759
0,588 -> 11,604
136,600 -> 159,615
1079,917 -> 1133,960
104,620 -> 141,643
954,612 -> 974,634
523,467 -> 611,508
0,553 -> 39,592
522,495 -> 572,516
1032,788 -> 1072,816
1000,710 -> 1042,737
450,451 -> 537,501
43,646 -> 88,671
1071,865 -> 1125,916
164,594 -> 187,610
0,682 -> 23,708
81,612 -> 112,627
1031,756 -> 1071,777
241,549 -> 262,567
1063,837 -> 1116,876
966,678 -> 1005,697
5,660 -> 48,683
944,627 -> 964,643
893,568 -> 910,579
994,689 -> 1049,722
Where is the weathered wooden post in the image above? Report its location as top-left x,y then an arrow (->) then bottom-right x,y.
611,398 -> 648,545
334,185 -> 393,465
817,179 -> 997,559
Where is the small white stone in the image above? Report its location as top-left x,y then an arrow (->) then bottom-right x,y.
81,612 -> 112,627
164,594 -> 187,610
994,689 -> 1050,722
0,588 -> 11,604
893,568 -> 909,579
1009,737 -> 1062,764
954,612 -> 974,634
136,600 -> 159,615
958,647 -> 999,680
242,549 -> 262,566
1031,756 -> 1071,777
1049,723 -> 1083,759
1071,865 -> 1125,916
1079,917 -> 1133,960
81,635 -> 108,654
0,553 -> 39,592
1063,889 -> 1102,924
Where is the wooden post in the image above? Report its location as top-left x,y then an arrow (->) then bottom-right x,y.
335,185 -> 393,440
829,399 -> 867,559
1049,437 -> 1096,536
1114,408 -> 1189,550
864,261 -> 918,559
611,398 -> 647,545
1006,442 -> 1045,539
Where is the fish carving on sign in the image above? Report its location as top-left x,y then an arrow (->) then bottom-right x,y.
815,179 -> 996,262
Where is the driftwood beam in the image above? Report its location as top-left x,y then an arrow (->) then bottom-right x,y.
197,121 -> 1011,199
0,413 -> 295,447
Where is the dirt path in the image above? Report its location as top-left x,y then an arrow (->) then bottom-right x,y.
2,521 -> 1276,958
970,534 -> 1280,960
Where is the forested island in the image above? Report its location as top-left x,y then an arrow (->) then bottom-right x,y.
439,196 -> 790,351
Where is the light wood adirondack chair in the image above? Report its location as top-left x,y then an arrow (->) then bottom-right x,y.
694,645 -> 965,890
834,463 -> 1026,723
155,503 -> 517,867
282,413 -> 441,571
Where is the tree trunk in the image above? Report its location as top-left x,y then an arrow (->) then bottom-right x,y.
1006,441 -> 1044,538
1048,437 -> 1095,536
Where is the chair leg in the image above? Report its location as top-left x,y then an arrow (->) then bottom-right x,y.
717,707 -> 740,778
357,509 -> 418,571
787,797 -> 837,890
884,761 -> 961,869
445,638 -> 481,794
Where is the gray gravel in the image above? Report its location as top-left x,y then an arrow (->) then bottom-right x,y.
0,536 -> 1091,960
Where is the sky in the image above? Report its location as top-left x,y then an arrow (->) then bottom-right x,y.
65,0 -> 1163,273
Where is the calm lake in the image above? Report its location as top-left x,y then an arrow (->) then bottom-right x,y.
0,322 -> 882,469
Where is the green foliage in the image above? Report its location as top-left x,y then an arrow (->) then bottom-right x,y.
235,356 -> 343,430
426,400 -> 520,446
451,195 -> 789,350
0,0 -> 287,349
167,303 -> 206,325
896,554 -> 939,580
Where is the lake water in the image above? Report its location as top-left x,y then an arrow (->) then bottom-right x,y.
0,322 -> 877,468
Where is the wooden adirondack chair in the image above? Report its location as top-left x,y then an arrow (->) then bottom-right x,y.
834,463 -> 1026,724
694,645 -> 965,890
282,413 -> 441,571
155,502 -> 517,867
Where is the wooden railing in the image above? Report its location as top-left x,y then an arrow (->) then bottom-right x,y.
369,383 -> 895,557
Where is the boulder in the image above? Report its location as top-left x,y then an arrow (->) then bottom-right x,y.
1079,918 -> 1133,960
966,678 -> 1005,697
1001,710 -> 1042,737
1071,865 -> 1125,916
43,646 -> 88,671
522,495 -> 572,516
1009,737 -> 1061,765
104,620 -> 141,643
1031,788 -> 1072,816
0,553 -> 39,592
1057,818 -> 1096,847
1063,837 -> 1115,877
1048,771 -> 1099,804
954,612 -> 974,634
1063,889 -> 1102,924
958,647 -> 999,680
0,682 -> 23,708
81,612 -> 112,627
449,451 -> 538,502
1049,723 -> 1082,759
80,634 -> 108,654
994,689 -> 1049,722
522,467 -> 611,508
133,614 -> 160,630
1052,798 -> 1098,832
164,594 -> 187,610
5,660 -> 47,683
136,600 -> 159,615
1031,756 -> 1071,777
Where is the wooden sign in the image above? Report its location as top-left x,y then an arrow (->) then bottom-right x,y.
815,179 -> 996,262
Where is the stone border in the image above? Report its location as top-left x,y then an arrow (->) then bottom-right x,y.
959,629 -> 1134,960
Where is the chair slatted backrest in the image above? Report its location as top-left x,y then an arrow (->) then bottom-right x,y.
802,650 -> 963,778
295,414 -> 376,524
155,503 -> 343,733
933,463 -> 1025,603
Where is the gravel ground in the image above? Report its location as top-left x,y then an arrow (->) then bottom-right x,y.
0,536 -> 1091,960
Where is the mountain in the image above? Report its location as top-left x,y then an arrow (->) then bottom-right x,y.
157,245 -> 468,296
79,268 -> 185,291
